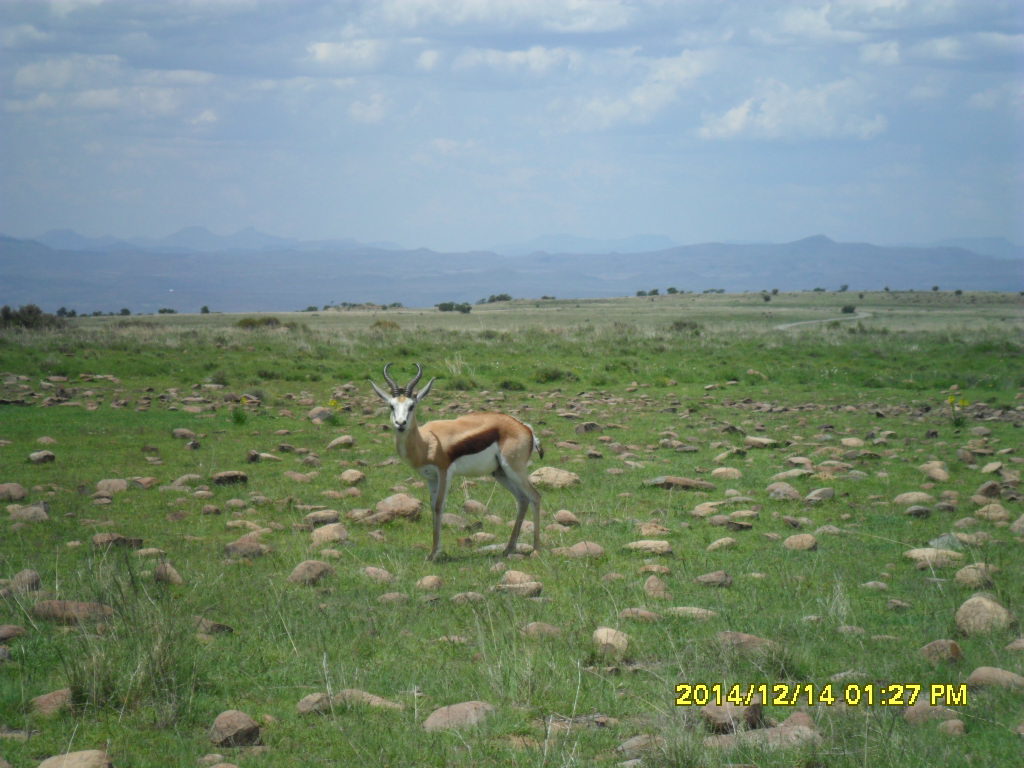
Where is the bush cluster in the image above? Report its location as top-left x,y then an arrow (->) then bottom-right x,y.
0,304 -> 65,330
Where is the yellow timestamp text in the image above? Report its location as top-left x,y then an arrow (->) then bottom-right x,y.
674,683 -> 968,708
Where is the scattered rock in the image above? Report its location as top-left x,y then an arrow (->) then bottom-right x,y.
904,698 -> 959,725
695,570 -> 732,587
0,483 -> 27,501
422,700 -> 495,731
523,621 -> 562,638
783,533 -> 817,551
553,509 -> 580,526
552,540 -> 604,558
327,435 -> 355,449
311,523 -> 348,547
224,533 -> 270,558
29,450 -> 56,464
894,491 -> 934,506
212,471 -> 247,486
288,560 -> 335,585
362,566 -> 394,583
644,475 -> 715,491
593,626 -> 630,655
36,751 -> 112,768
954,563 -> 998,588
154,562 -> 184,585
334,688 -> 404,710
965,666 -> 1024,689
370,493 -> 422,523
701,695 -> 763,733
665,606 -> 717,620
716,631 -> 776,652
643,575 -> 671,599
804,487 -> 834,503
30,688 -> 72,716
32,600 -> 113,624
623,539 -> 672,555
209,709 -> 262,747
615,734 -> 666,759
766,482 -> 801,500
529,467 -> 580,488
920,639 -> 963,664
903,548 -> 963,569
955,594 -> 1013,635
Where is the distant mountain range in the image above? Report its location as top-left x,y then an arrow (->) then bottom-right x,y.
1,228 -> 1021,314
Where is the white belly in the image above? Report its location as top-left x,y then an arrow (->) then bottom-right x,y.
449,442 -> 500,478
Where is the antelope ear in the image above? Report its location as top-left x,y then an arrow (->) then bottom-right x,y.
369,380 -> 392,402
415,377 -> 435,403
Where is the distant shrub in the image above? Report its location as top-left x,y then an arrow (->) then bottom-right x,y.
497,379 -> 526,391
437,302 -> 471,314
158,308 -> 177,314
534,366 -> 578,384
236,316 -> 281,329
669,319 -> 703,334
0,304 -> 65,330
841,305 -> 857,314
371,319 -> 400,331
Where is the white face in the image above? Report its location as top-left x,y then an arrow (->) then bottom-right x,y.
387,395 -> 416,432
370,375 -> 433,432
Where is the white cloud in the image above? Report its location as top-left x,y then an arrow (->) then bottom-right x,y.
371,0 -> 634,33
0,23 -> 52,47
349,93 -> 389,123
969,82 -> 1024,114
774,4 -> 866,43
416,49 -> 441,71
454,45 -> 582,75
572,49 -> 709,129
307,38 -> 386,69
860,40 -> 900,65
191,108 -> 219,126
699,78 -> 887,140
911,36 -> 966,60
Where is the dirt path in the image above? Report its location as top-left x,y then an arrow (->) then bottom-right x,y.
775,311 -> 872,330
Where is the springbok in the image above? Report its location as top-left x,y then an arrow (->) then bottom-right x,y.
370,363 -> 543,561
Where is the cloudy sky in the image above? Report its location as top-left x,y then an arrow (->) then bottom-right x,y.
1,0 -> 1021,251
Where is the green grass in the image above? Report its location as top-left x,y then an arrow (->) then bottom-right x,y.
1,292 -> 1021,766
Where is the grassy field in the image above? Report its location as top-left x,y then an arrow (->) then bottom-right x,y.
1,291 -> 1022,767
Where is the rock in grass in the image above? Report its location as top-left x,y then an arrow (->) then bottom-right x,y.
29,450 -> 56,464
955,594 -> 1013,635
903,548 -> 963,569
30,688 -> 71,716
716,631 -> 776,652
695,570 -> 732,587
9,502 -> 49,522
529,467 -> 580,488
334,688 -> 404,710
288,560 -> 335,585
369,493 -> 422,523
552,540 -> 604,558
310,523 -> 348,546
701,695 -> 763,733
416,574 -> 443,591
296,692 -> 332,715
553,509 -> 580,526
36,751 -> 112,768
0,482 -> 28,501
954,563 -> 998,588
422,700 -> 495,731
615,734 -> 666,759
209,709 -> 261,746
665,606 -> 718,620
643,575 -> 671,599
362,566 -> 394,583
643,475 -> 715,491
965,666 -> 1024,690
154,562 -> 184,585
212,470 -> 247,486
11,569 -> 41,592
224,533 -> 270,558
0,625 -> 27,641
593,626 -> 630,655
522,621 -> 562,638
920,639 -> 963,664
783,534 -> 817,551
624,539 -> 672,555
904,698 -> 959,725
32,600 -> 113,624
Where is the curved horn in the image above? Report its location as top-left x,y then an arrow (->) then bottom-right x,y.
405,363 -> 424,395
382,363 -> 401,396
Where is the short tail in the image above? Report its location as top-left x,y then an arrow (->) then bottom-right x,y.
525,422 -> 544,460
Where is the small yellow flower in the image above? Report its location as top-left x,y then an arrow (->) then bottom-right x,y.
959,398 -> 969,408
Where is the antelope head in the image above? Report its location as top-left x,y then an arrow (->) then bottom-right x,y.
369,362 -> 435,432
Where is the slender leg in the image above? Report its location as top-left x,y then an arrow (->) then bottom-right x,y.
428,470 -> 448,561
495,462 -> 541,556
